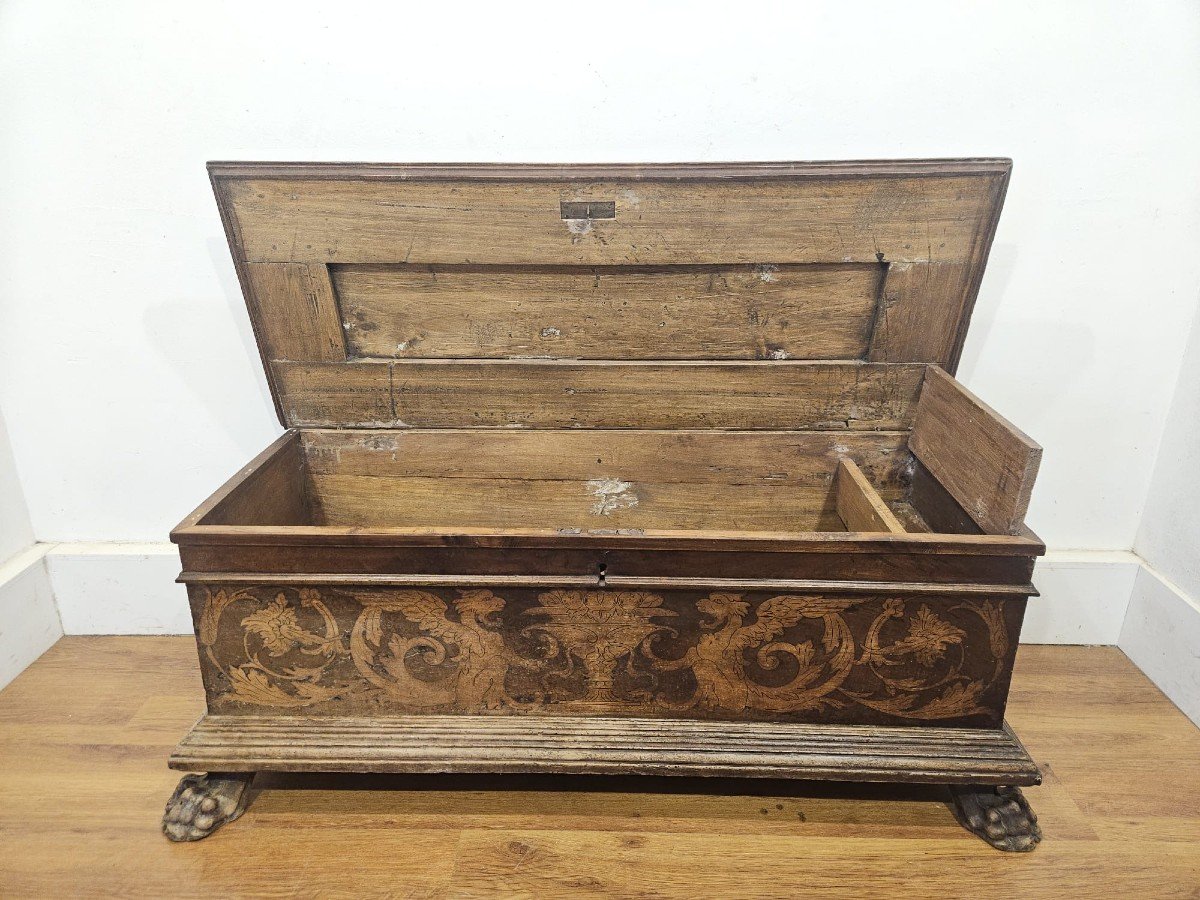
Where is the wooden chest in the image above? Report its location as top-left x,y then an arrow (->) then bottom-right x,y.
164,160 -> 1045,850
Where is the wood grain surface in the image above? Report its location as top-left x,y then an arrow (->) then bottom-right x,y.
1,639 -> 1196,897
220,171 -> 1002,266
272,360 -> 925,430
210,160 -> 1011,426
333,263 -> 882,360
299,429 -> 911,530
835,458 -> 906,533
910,367 -> 1042,535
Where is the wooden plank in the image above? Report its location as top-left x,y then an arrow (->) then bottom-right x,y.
299,429 -> 911,492
273,361 -> 925,430
273,362 -> 395,427
909,367 -> 1042,535
219,172 -> 1005,266
868,262 -> 973,367
244,263 -> 346,362
179,572 -> 1034,597
835,458 -> 905,534
308,473 -> 842,531
333,263 -> 881,360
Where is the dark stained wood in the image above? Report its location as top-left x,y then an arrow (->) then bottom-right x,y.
174,520 -> 1043,554
176,543 -> 1037,585
174,431 -> 303,531
198,435 -> 310,527
180,572 -> 1035,597
910,367 -> 1042,535
909,457 -> 985,536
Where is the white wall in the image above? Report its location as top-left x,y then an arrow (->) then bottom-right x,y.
0,407 -> 34,563
1121,307 -> 1200,725
1133,309 -> 1200,605
1,3 -> 1199,639
0,406 -> 60,688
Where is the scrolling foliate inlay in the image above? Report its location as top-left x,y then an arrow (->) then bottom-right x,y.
193,586 -> 1016,725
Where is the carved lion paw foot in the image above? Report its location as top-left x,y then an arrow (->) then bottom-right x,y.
949,785 -> 1041,852
162,772 -> 254,842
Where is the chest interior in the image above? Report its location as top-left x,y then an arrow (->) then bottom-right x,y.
194,161 -> 1038,540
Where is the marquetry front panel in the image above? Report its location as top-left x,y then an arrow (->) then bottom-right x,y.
189,583 -> 1025,728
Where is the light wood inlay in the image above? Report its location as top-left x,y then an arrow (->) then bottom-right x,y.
835,458 -> 906,534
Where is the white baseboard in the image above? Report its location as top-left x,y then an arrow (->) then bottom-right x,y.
37,542 -> 1137,644
0,545 -> 63,690
1027,551 -> 1140,644
45,542 -> 189,635
1119,563 -> 1200,728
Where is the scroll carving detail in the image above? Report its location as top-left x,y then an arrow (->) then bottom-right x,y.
195,586 -> 1012,723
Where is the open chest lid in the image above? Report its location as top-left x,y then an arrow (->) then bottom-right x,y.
209,159 -> 1010,430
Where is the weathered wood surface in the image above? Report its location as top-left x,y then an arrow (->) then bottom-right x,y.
301,428 -> 911,489
217,168 -> 1005,267
162,772 -> 253,842
334,263 -> 882,360
308,472 -> 844,531
184,583 -> 1024,727
300,430 -> 905,531
170,715 -> 1040,784
835,458 -> 905,534
868,262 -> 974,367
210,160 -> 1011,427
272,360 -> 925,429
949,784 -> 1042,852
244,263 -> 345,362
910,367 -> 1042,535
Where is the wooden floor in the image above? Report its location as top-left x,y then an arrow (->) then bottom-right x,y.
0,640 -> 1197,898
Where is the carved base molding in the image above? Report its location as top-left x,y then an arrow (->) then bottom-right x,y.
170,714 -> 1041,783
165,718 -> 1041,847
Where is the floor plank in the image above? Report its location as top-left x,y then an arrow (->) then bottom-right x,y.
0,638 -> 1197,897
